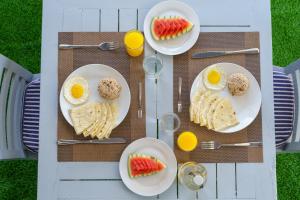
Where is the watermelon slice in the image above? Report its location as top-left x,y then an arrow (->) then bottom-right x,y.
128,153 -> 166,178
151,16 -> 194,41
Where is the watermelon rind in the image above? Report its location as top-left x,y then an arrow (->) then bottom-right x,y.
150,16 -> 194,41
128,153 -> 166,178
128,154 -> 134,178
151,17 -> 161,41
182,21 -> 193,33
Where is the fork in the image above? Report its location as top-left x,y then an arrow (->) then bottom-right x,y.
200,141 -> 262,150
59,41 -> 120,51
138,82 -> 143,119
178,77 -> 182,113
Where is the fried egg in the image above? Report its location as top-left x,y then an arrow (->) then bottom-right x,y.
63,76 -> 89,105
203,66 -> 226,90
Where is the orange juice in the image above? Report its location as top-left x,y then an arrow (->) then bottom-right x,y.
177,131 -> 198,152
124,30 -> 144,57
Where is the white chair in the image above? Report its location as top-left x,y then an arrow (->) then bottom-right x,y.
0,54 -> 40,159
273,59 -> 300,151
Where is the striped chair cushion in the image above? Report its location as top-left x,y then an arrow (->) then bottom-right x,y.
273,68 -> 295,147
22,78 -> 40,153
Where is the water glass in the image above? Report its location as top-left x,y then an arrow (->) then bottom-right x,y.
160,113 -> 181,134
143,55 -> 163,79
178,162 -> 207,191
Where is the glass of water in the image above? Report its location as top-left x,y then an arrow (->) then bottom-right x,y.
143,55 -> 163,79
160,113 -> 181,134
178,162 -> 207,191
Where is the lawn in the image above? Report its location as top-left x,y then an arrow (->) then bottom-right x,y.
0,0 -> 299,199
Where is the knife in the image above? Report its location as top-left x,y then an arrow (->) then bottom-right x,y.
192,48 -> 259,59
57,137 -> 127,145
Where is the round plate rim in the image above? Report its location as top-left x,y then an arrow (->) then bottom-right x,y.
119,137 -> 178,196
59,63 -> 131,128
143,0 -> 200,55
190,62 -> 262,133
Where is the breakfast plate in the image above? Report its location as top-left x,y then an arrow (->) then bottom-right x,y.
190,63 -> 261,133
59,64 -> 131,128
144,0 -> 200,55
119,137 -> 177,196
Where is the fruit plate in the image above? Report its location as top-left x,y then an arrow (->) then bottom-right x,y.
144,0 -> 200,55
119,137 -> 177,196
190,63 -> 261,133
59,64 -> 131,127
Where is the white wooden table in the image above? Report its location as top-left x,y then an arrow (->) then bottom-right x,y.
38,0 -> 276,199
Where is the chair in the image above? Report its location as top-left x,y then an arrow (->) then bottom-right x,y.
0,54 -> 40,159
273,59 -> 300,151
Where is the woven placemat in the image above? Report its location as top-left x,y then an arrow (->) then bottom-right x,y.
57,32 -> 145,162
173,32 -> 263,163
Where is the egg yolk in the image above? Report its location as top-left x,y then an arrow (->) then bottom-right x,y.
71,84 -> 84,99
207,70 -> 221,84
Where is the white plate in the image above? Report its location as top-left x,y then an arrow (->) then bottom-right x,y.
144,0 -> 200,55
119,137 -> 177,196
190,63 -> 262,133
59,64 -> 131,128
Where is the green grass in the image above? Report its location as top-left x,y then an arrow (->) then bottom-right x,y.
0,0 -> 299,199
0,160 -> 37,200
277,153 -> 300,200
271,0 -> 300,66
0,0 -> 42,73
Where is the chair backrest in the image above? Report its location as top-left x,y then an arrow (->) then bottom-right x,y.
283,59 -> 300,151
0,54 -> 33,159
273,66 -> 294,148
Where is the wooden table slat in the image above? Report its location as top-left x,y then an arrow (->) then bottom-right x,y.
82,9 -> 100,32
63,8 -> 82,32
217,164 -> 236,199
236,163 -> 256,199
198,163 -> 217,199
58,181 -> 155,199
100,8 -> 118,32
137,8 -> 149,31
119,8 -> 137,32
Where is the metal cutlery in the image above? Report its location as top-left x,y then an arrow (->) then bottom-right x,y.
178,77 -> 182,113
200,141 -> 262,150
138,82 -> 143,119
57,137 -> 126,145
59,41 -> 120,51
192,48 -> 259,59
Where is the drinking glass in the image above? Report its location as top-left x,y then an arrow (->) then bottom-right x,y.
160,113 -> 181,134
143,55 -> 163,79
124,30 -> 144,57
178,162 -> 207,191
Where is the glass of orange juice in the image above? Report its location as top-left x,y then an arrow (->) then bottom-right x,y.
124,30 -> 144,57
177,131 -> 198,152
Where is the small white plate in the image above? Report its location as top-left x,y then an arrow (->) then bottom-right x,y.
144,0 -> 200,55
59,64 -> 131,128
190,63 -> 262,133
119,137 -> 177,196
